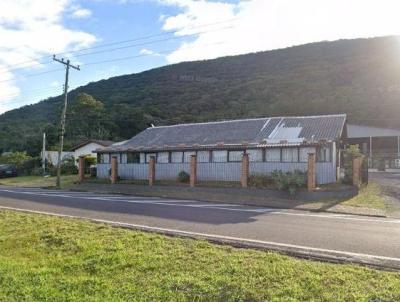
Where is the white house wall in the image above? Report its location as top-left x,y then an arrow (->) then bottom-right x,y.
74,142 -> 104,163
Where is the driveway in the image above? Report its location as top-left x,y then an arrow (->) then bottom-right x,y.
370,172 -> 400,214
0,186 -> 399,269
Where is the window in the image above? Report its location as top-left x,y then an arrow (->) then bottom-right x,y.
145,153 -> 156,163
97,153 -> 101,163
299,147 -> 316,162
171,151 -> 183,163
212,150 -> 227,162
127,152 -> 140,163
184,151 -> 196,163
247,149 -> 263,162
282,148 -> 299,162
140,153 -> 146,164
266,148 -> 281,162
228,150 -> 243,162
157,152 -> 169,163
197,151 -> 210,163
317,146 -> 331,162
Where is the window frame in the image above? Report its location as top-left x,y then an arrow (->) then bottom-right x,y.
281,147 -> 299,163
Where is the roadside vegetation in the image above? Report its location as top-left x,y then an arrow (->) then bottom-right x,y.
0,174 -> 78,189
341,182 -> 386,210
0,210 -> 399,301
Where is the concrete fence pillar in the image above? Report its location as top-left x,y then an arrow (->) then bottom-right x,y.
110,156 -> 118,184
352,156 -> 361,188
190,155 -> 197,187
307,153 -> 316,191
149,156 -> 156,186
241,153 -> 249,188
78,156 -> 85,183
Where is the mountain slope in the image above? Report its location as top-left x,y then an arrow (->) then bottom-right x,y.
2,35 -> 400,155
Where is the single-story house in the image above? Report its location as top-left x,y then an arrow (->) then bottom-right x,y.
71,140 -> 115,161
96,114 -> 346,185
346,124 -> 400,169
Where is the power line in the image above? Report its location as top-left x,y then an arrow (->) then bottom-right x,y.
0,19 -> 236,74
0,68 -> 64,84
0,85 -> 63,99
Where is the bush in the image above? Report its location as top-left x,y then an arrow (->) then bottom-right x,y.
342,145 -> 363,184
49,156 -> 78,176
76,156 -> 97,173
0,152 -> 42,176
248,174 -> 274,188
177,171 -> 190,183
271,170 -> 306,195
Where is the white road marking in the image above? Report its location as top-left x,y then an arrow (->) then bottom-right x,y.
0,189 -> 274,213
1,188 -> 400,223
0,205 -> 399,265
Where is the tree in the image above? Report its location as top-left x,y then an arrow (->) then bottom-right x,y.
68,93 -> 110,140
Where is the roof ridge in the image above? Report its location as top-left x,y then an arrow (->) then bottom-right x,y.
149,114 -> 347,129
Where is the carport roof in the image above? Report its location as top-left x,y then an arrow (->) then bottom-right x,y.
347,124 -> 400,138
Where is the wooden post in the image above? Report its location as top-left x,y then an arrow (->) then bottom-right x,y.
352,156 -> 361,188
307,153 -> 316,191
149,156 -> 155,186
241,153 -> 249,188
78,156 -> 85,183
190,155 -> 197,187
110,156 -> 118,184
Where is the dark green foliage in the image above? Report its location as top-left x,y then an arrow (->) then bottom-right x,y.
49,157 -> 78,176
177,170 -> 190,183
2,37 -> 400,155
342,145 -> 363,184
271,170 -> 307,195
0,151 -> 41,175
248,174 -> 274,188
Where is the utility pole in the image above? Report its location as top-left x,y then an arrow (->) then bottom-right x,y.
53,55 -> 80,188
42,132 -> 46,176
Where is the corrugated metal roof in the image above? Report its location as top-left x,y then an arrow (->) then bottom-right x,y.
347,124 -> 400,138
99,114 -> 346,152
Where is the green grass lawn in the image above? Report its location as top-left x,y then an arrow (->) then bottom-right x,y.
341,182 -> 386,210
0,210 -> 399,301
0,174 -> 78,189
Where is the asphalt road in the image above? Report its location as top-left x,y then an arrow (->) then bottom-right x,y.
0,186 -> 399,268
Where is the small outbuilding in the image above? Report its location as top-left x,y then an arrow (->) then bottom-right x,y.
96,114 -> 346,185
346,124 -> 400,169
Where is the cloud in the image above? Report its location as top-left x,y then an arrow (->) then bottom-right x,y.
71,7 -> 92,19
159,0 -> 400,63
0,0 -> 96,111
139,48 -> 162,56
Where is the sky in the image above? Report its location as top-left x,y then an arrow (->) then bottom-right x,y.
1,0 -> 400,113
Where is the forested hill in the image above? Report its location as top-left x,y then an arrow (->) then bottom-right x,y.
2,35 -> 400,155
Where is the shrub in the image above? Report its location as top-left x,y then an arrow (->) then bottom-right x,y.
248,174 -> 274,188
50,156 -> 78,176
342,145 -> 363,184
177,171 -> 190,183
0,152 -> 42,176
76,155 -> 97,173
271,170 -> 306,195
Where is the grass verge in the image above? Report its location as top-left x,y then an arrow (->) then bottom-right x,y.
0,210 -> 399,301
0,174 -> 78,189
341,182 -> 386,210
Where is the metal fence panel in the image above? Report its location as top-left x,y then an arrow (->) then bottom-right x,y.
197,162 -> 241,181
156,163 -> 190,180
119,163 -> 148,180
316,162 -> 336,185
249,162 -> 308,175
97,164 -> 110,179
